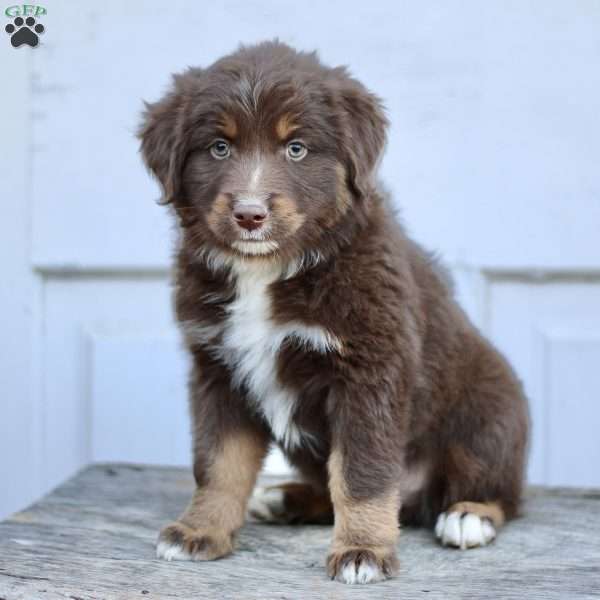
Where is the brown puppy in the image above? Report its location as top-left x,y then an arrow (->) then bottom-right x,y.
139,41 -> 529,584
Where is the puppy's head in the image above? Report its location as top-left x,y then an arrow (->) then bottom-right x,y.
139,41 -> 387,265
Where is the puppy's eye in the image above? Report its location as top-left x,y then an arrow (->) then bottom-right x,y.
286,140 -> 308,161
210,139 -> 230,160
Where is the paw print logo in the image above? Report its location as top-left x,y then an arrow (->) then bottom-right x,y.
5,16 -> 45,48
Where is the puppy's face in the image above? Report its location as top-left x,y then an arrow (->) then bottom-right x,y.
182,95 -> 346,259
139,43 -> 387,264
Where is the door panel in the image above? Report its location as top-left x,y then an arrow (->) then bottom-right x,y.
489,279 -> 600,485
90,334 -> 189,465
42,276 -> 176,491
546,336 -> 600,486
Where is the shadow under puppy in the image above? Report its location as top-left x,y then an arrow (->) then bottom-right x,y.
138,41 -> 529,585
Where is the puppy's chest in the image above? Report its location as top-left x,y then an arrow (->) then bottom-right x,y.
187,265 -> 339,449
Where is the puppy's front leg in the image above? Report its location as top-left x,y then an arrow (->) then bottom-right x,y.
157,363 -> 269,561
326,420 -> 401,584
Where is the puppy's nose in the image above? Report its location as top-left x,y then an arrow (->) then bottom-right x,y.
233,204 -> 268,231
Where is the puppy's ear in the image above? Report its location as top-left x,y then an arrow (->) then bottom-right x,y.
138,73 -> 195,205
338,79 -> 388,199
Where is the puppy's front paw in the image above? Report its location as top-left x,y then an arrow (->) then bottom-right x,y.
327,547 -> 398,584
156,521 -> 234,561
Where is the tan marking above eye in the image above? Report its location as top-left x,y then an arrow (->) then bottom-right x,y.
276,114 -> 300,141
218,114 -> 238,139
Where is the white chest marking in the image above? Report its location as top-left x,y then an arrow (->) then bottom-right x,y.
185,261 -> 341,449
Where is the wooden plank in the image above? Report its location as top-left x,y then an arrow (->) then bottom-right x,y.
1,464 -> 599,600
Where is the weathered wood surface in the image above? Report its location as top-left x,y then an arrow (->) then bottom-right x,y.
0,465 -> 599,600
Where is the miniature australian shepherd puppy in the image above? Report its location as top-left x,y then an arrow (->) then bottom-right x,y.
139,41 -> 529,585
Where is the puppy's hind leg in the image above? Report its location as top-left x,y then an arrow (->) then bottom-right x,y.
248,482 -> 333,524
433,341 -> 528,550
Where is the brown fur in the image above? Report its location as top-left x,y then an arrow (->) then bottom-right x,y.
334,163 -> 352,218
139,41 -> 529,584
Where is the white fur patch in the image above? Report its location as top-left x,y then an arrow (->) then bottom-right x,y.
223,262 -> 299,446
238,225 -> 270,241
187,259 -> 341,450
284,250 -> 325,278
249,163 -> 263,192
194,246 -> 324,281
247,486 -> 285,522
156,540 -> 193,562
339,559 -> 384,585
194,247 -> 236,272
435,511 -> 496,549
231,240 -> 279,255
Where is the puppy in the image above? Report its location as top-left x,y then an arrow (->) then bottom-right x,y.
139,41 -> 529,584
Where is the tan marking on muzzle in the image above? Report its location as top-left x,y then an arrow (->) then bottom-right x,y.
275,114 -> 300,141
271,195 -> 306,235
206,192 -> 232,235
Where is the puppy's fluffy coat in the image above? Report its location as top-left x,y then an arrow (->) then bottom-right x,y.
139,41 -> 529,584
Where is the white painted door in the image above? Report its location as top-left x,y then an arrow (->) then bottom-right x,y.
2,0 -> 599,519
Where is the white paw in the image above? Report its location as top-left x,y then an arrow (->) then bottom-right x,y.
435,511 -> 496,549
340,560 -> 384,584
156,540 -> 193,561
247,486 -> 285,522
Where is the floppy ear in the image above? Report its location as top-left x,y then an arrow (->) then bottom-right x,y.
338,80 -> 388,199
138,74 -> 193,205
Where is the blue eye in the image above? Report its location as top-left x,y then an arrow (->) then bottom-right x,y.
210,139 -> 230,159
286,140 -> 307,161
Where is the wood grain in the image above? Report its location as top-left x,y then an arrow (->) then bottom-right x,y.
1,464 -> 599,599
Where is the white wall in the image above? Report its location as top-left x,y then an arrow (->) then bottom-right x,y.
1,0 -> 600,519
0,40 -> 44,522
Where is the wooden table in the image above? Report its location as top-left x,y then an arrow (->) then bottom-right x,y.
0,464 -> 599,599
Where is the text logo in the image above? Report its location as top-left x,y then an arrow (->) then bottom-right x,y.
5,4 -> 46,47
